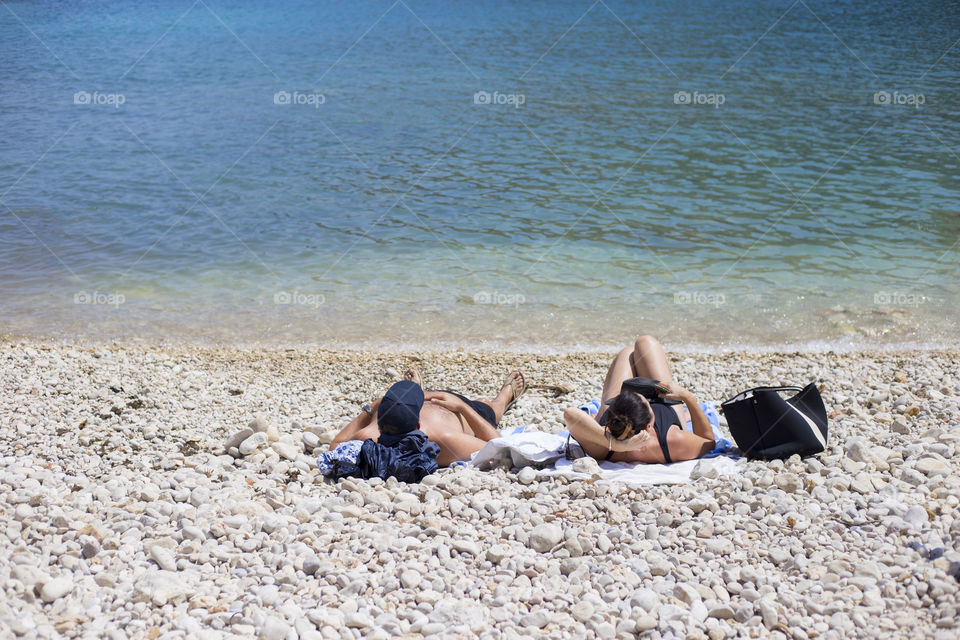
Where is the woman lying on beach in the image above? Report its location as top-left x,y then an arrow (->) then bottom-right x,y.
330,369 -> 526,467
564,335 -> 715,463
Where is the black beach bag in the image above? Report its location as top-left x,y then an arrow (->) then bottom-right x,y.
720,383 -> 828,459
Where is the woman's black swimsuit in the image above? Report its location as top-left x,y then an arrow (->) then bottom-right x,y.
598,400 -> 681,463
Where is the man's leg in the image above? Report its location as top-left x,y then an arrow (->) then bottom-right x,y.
482,370 -> 526,424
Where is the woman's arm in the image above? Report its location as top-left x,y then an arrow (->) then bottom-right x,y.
563,407 -> 650,459
655,382 -> 716,462
682,395 -> 714,442
665,430 -> 716,461
659,383 -> 715,442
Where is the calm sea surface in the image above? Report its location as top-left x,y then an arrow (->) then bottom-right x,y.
2,0 -> 959,348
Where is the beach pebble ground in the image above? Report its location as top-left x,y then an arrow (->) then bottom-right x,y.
1,341 -> 958,639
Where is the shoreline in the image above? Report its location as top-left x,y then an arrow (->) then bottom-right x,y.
4,332 -> 960,357
1,340 -> 958,638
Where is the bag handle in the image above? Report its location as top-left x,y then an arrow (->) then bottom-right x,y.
722,385 -> 804,406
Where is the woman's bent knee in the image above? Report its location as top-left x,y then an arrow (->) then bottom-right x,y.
634,334 -> 660,351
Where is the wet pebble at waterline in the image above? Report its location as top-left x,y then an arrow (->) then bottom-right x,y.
0,342 -> 958,638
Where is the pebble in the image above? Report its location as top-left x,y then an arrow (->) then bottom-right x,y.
571,456 -> 601,475
758,598 -> 779,628
400,569 -> 422,589
224,427 -> 253,450
709,605 -> 735,619
249,416 -> 281,442
529,524 -> 563,552
260,616 -> 290,640
674,583 -> 701,605
571,601 -> 593,622
520,611 -> 550,628
302,431 -> 320,450
775,472 -> 802,493
40,577 -> 74,603
635,615 -> 658,631
149,546 -> 177,571
302,554 -> 322,575
486,543 -> 511,564
904,505 -> 928,527
691,460 -> 719,479
345,612 -> 373,629
631,588 -> 660,614
239,432 -> 269,456
272,441 -> 299,461
517,467 -> 537,484
94,572 -> 116,587
916,458 -> 950,476
81,538 -> 100,559
451,539 -> 481,557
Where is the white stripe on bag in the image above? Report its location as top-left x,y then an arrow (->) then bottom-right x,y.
786,402 -> 826,448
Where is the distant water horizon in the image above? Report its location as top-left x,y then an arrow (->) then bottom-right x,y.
2,0 -> 958,348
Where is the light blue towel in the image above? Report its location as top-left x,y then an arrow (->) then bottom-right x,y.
579,399 -> 601,417
317,440 -> 363,476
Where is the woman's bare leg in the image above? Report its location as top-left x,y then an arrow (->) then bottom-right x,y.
597,336 -> 672,421
630,335 -> 673,382
597,347 -> 634,420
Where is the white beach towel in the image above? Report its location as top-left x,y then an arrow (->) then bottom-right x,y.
547,455 -> 740,485
470,427 -> 740,486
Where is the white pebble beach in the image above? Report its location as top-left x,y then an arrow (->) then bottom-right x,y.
1,340 -> 958,639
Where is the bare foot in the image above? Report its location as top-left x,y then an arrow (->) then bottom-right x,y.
403,368 -> 423,387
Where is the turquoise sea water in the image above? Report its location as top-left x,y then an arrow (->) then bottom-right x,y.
2,0 -> 959,348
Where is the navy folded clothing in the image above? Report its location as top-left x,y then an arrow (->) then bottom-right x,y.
357,430 -> 441,483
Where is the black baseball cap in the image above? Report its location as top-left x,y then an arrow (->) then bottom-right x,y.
377,381 -> 424,434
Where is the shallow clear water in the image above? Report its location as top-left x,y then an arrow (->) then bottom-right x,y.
2,0 -> 959,347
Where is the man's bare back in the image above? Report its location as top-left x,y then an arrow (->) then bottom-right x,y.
352,402 -> 470,443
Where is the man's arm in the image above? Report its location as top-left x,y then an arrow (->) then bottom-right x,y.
431,431 -> 488,467
425,392 -> 500,441
330,397 -> 380,449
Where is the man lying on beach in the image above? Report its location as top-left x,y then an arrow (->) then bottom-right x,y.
330,369 -> 526,467
564,335 -> 715,463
